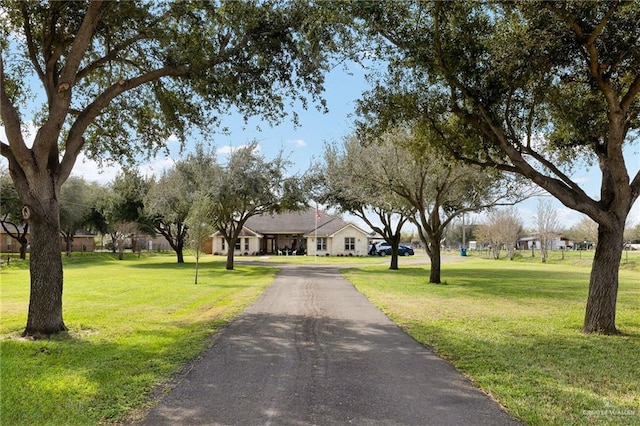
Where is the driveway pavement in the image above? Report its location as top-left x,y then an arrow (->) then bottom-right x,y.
141,264 -> 519,425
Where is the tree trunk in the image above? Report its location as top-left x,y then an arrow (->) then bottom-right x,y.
389,240 -> 400,270
1,222 -> 29,259
22,201 -> 67,337
582,225 -> 623,334
390,251 -> 399,270
226,244 -> 235,270
194,252 -> 200,285
19,241 -> 27,260
176,244 -> 184,264
65,234 -> 72,257
428,243 -> 442,284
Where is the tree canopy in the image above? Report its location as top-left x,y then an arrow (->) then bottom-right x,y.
209,142 -> 307,270
317,135 -> 415,270
144,147 -> 219,263
1,0 -> 343,337
349,0 -> 640,334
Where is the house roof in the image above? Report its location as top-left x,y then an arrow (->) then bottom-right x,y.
244,207 -> 332,234
303,221 -> 367,238
242,207 -> 370,237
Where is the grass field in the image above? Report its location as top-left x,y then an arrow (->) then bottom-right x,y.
343,254 -> 640,426
1,249 -> 638,425
0,252 -> 276,425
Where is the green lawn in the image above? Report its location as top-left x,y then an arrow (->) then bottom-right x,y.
2,251 -> 639,425
343,256 -> 640,426
0,252 -> 276,425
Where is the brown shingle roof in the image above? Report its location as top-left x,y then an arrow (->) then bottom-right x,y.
244,207 -> 349,235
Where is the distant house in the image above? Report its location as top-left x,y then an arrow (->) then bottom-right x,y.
211,207 -> 373,256
0,227 -> 96,253
517,234 -> 574,250
0,224 -> 27,254
68,230 -> 97,253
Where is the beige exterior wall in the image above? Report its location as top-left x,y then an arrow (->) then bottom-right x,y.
306,225 -> 369,256
306,236 -> 325,257
212,236 -> 261,255
331,227 -> 369,256
1,231 -> 95,253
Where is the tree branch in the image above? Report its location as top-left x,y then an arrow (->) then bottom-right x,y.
0,57 -> 34,177
20,3 -> 45,82
59,0 -> 104,87
75,34 -> 146,82
621,73 -> 640,112
58,64 -> 190,183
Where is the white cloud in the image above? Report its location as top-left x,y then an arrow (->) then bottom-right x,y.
290,139 -> 307,148
571,175 -> 590,185
216,143 -> 260,156
138,156 -> 175,180
71,153 -> 121,184
216,145 -> 234,155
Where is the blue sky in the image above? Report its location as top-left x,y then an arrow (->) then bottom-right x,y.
1,60 -> 638,231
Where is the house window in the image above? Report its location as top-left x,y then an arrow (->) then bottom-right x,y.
245,238 -> 250,251
235,239 -> 241,250
221,238 -> 225,250
345,237 -> 355,251
316,237 -> 327,251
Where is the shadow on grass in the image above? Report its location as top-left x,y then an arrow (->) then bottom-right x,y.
3,309 -> 637,425
0,318 -> 230,425
402,318 -> 640,425
347,265 -> 593,301
126,260 -> 279,278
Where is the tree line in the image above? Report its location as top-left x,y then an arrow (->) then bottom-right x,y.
1,142 -> 308,269
2,1 -> 638,336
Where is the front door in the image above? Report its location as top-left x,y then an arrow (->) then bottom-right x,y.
265,237 -> 276,254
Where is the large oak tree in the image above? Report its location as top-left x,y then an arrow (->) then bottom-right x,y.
351,1 -> 640,334
317,136 -> 416,270
144,147 -> 220,264
1,1 -> 339,337
378,127 -> 526,283
209,142 -> 307,270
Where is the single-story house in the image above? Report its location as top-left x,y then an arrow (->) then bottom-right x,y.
211,207 -> 373,256
517,234 -> 574,250
0,226 -> 96,253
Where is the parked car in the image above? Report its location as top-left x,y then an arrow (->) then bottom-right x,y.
399,244 -> 415,256
375,242 -> 414,256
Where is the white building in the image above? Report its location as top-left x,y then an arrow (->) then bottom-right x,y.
211,207 -> 373,257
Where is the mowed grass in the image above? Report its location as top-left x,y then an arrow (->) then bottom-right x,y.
343,257 -> 640,426
0,252 -> 276,425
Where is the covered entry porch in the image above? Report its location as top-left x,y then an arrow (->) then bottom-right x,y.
260,234 -> 307,255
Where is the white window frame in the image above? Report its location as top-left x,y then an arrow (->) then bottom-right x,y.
345,237 -> 355,251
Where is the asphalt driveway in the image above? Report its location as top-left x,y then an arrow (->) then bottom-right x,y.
141,264 -> 519,425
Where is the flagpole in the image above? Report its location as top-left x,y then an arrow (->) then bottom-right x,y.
315,203 -> 318,262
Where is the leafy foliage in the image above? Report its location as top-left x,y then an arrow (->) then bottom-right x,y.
59,176 -> 104,255
0,166 -> 28,258
477,208 -> 523,260
346,0 -> 640,333
144,147 -> 219,263
316,134 -> 414,269
209,142 -> 307,270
